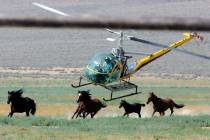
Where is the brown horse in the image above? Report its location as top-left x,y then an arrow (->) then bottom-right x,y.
147,92 -> 184,116
72,90 -> 106,119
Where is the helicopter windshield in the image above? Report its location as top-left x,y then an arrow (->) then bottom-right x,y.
84,53 -> 122,84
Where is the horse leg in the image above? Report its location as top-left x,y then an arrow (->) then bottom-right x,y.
152,110 -> 156,117
80,111 -> 87,119
159,112 -> 162,116
91,110 -> 99,118
81,111 -> 85,118
71,111 -> 77,119
161,112 -> 165,116
170,107 -> 174,116
79,111 -> 86,117
8,111 -> 14,117
90,112 -> 94,118
75,110 -> 83,119
127,114 -> 129,117
26,111 -> 30,117
91,112 -> 97,118
79,113 -> 83,117
75,113 -> 80,119
72,106 -> 81,119
72,110 -> 80,119
123,112 -> 127,117
71,112 -> 77,119
82,112 -> 86,119
8,106 -> 14,117
137,109 -> 142,118
90,112 -> 96,118
138,112 -> 141,118
83,112 -> 89,118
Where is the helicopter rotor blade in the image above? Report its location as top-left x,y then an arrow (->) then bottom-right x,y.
105,28 -> 121,35
128,36 -> 168,48
177,48 -> 210,60
125,51 -> 151,56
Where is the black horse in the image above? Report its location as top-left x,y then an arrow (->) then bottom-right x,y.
119,100 -> 145,118
7,89 -> 36,117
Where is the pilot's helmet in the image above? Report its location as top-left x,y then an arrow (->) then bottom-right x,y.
105,56 -> 112,62
111,48 -> 120,57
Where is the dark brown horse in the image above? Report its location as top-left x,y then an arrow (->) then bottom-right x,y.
147,92 -> 184,116
7,89 -> 36,117
72,90 -> 106,119
119,100 -> 145,118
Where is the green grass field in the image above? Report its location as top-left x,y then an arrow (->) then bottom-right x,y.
1,116 -> 210,140
0,77 -> 210,139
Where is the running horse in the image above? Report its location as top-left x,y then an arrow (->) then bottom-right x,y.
72,90 -> 106,119
7,89 -> 36,117
147,92 -> 184,116
119,100 -> 145,118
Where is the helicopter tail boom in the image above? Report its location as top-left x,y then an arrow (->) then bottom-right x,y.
128,32 -> 203,76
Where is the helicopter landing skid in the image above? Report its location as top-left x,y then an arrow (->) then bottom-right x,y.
71,76 -> 92,88
102,81 -> 141,102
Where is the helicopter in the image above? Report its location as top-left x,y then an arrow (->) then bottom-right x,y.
71,29 -> 204,101
31,2 -> 206,101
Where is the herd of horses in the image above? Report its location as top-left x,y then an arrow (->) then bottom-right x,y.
6,89 -> 184,118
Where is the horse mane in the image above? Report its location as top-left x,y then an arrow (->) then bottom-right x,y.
151,92 -> 164,101
15,89 -> 24,95
150,92 -> 163,101
149,92 -> 157,98
9,89 -> 24,97
78,90 -> 91,100
79,90 -> 90,94
121,100 -> 128,105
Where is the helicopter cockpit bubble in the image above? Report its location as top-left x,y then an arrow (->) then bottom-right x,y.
84,53 -> 122,85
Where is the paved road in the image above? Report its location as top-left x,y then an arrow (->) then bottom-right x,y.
0,0 -> 209,76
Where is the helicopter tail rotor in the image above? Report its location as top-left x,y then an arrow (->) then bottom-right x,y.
191,32 -> 204,41
183,32 -> 204,42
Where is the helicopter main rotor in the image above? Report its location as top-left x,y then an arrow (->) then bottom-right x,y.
105,28 -> 151,56
105,29 -> 209,60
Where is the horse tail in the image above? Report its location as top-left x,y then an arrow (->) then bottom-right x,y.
30,101 -> 36,115
173,102 -> 184,108
140,104 -> 145,107
136,103 -> 145,107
